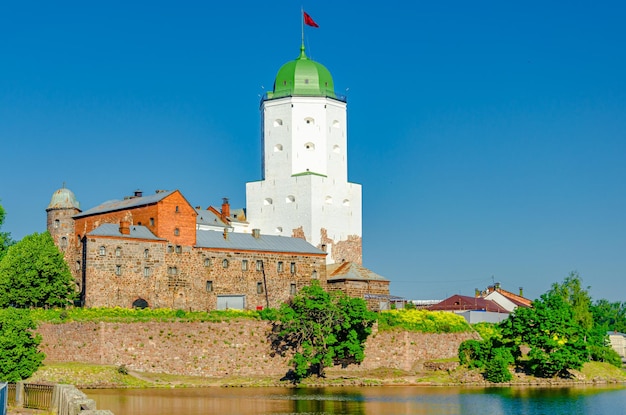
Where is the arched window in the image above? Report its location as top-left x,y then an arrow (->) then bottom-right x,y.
99,246 -> 106,256
60,237 -> 68,249
54,219 -> 60,229
115,247 -> 122,257
144,249 -> 149,259
222,259 -> 229,268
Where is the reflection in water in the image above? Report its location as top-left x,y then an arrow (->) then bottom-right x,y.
86,385 -> 626,415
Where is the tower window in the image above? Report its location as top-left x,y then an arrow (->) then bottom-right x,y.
175,245 -> 182,254
222,259 -> 229,268
54,219 -> 60,229
174,228 -> 180,236
150,218 -> 155,226
167,245 -> 174,253
99,246 -> 106,256
204,258 -> 211,267
60,237 -> 68,249
144,249 -> 149,259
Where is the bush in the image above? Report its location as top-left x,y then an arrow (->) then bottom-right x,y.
0,309 -> 44,381
458,340 -> 485,368
484,348 -> 513,383
589,345 -> 623,368
378,309 -> 471,333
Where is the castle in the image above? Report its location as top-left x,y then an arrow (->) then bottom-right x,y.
46,44 -> 390,311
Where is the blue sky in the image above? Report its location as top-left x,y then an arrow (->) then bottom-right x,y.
1,1 -> 625,302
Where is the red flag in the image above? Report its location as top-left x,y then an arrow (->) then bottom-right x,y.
303,11 -> 319,28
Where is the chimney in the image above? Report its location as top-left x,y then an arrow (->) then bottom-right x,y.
494,282 -> 501,290
119,220 -> 130,235
134,189 -> 143,198
519,287 -> 524,297
252,229 -> 260,239
221,197 -> 230,218
223,228 -> 228,240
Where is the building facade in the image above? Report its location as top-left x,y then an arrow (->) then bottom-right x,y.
246,45 -> 362,265
47,188 -> 327,311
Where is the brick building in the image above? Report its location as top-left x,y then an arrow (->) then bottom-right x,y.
47,188 -> 328,310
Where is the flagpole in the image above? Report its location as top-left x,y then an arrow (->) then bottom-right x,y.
301,6 -> 304,49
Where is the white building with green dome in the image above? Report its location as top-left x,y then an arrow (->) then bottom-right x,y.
246,45 -> 363,265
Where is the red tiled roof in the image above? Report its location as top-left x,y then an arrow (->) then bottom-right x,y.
427,294 -> 509,313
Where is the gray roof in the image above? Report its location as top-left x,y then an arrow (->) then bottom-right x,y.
88,223 -> 164,240
327,262 -> 389,282
195,208 -> 229,228
74,190 -> 177,218
196,230 -> 325,255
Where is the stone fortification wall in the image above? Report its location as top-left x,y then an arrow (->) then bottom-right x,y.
37,321 -> 479,377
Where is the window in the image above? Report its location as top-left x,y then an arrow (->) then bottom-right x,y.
60,237 -> 68,249
206,281 -> 213,292
150,218 -> 155,226
54,219 -> 60,229
167,245 -> 174,253
290,262 -> 296,274
257,282 -> 264,294
256,260 -> 263,271
115,265 -> 122,276
242,259 -> 248,271
312,270 -> 318,279
99,246 -> 106,256
175,205 -> 179,213
174,228 -> 180,236
175,245 -> 182,254
76,261 -> 81,271
144,249 -> 149,259
143,267 -> 151,277
204,258 -> 211,267
115,247 -> 122,257
168,266 -> 178,275
222,259 -> 229,268
290,283 -> 297,295
277,261 -> 284,273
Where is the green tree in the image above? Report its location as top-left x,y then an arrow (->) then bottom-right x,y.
549,272 -> 594,334
591,299 -> 626,333
273,281 -> 376,382
0,232 -> 76,308
500,292 -> 588,377
0,203 -> 14,261
0,308 -> 45,381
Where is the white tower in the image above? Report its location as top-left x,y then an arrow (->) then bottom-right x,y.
246,46 -> 362,264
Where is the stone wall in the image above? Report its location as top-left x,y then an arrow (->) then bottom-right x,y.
38,321 -> 479,377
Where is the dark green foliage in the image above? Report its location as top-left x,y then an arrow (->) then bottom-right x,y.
257,307 -> 279,321
591,299 -> 626,333
458,340 -> 485,368
0,203 -> 14,262
484,347 -> 513,383
0,232 -> 77,308
0,308 -> 44,381
588,345 -> 623,368
501,292 -> 588,377
272,281 -> 377,382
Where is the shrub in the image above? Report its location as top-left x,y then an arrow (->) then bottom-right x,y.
589,345 -> 623,368
378,309 -> 471,333
484,348 -> 513,383
458,339 -> 485,368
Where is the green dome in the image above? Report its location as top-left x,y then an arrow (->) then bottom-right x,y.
47,187 -> 80,210
270,46 -> 335,99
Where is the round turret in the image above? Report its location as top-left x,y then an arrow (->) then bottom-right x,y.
270,46 -> 335,99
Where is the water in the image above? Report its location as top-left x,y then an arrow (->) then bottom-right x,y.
86,385 -> 626,415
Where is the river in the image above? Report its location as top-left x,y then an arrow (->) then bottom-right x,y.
86,384 -> 626,415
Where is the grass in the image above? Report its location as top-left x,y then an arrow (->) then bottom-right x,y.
580,361 -> 626,381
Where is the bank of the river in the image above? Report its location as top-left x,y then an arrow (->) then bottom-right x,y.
25,361 -> 626,389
